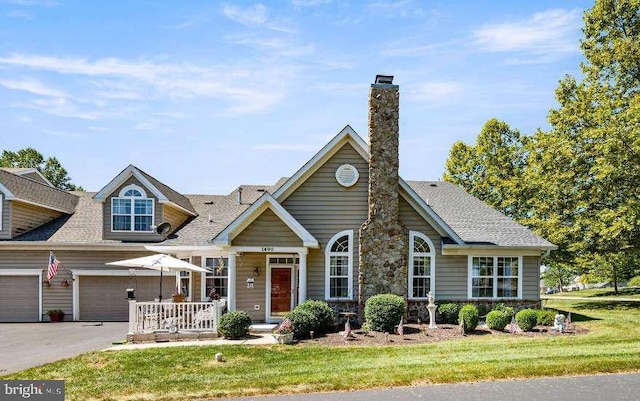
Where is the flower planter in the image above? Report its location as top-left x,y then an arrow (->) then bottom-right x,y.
172,294 -> 185,303
273,332 -> 294,344
47,312 -> 64,322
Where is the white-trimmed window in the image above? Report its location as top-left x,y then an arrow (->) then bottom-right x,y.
111,184 -> 154,232
469,256 -> 522,299
325,230 -> 353,300
203,257 -> 228,300
0,193 -> 3,231
178,257 -> 192,301
409,231 -> 435,299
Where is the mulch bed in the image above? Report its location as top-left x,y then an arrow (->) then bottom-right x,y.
296,323 -> 588,347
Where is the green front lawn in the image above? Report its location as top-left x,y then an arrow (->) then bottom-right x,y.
5,298 -> 640,401
546,287 -> 640,299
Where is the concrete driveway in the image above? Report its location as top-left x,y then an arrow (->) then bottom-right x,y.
0,322 -> 128,376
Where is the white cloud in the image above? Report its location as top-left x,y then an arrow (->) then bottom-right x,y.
223,3 -> 267,26
368,0 -> 424,18
27,97 -> 115,120
0,53 -> 297,116
221,3 -> 296,33
405,81 -> 462,103
291,0 -> 332,6
0,0 -> 58,6
473,9 -> 582,56
0,77 -> 68,97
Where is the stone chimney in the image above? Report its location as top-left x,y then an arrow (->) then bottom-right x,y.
358,75 -> 408,316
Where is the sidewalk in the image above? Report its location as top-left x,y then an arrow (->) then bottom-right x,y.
105,333 -> 277,351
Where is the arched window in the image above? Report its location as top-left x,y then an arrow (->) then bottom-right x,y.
112,184 -> 154,232
325,230 -> 353,300
409,231 -> 435,299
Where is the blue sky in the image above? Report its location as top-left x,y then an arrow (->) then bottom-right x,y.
0,0 -> 592,194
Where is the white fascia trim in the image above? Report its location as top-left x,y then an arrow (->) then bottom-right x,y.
0,242 -> 150,251
273,125 -> 368,202
0,269 -> 43,275
93,165 -> 168,203
399,180 -> 464,245
71,269 -> 177,277
443,244 -> 556,256
212,193 -> 319,248
0,182 -> 15,199
145,245 -> 223,253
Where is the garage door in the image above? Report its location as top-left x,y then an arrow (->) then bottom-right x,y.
0,276 -> 39,322
78,275 -> 175,321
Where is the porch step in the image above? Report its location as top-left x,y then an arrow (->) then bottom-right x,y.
250,324 -> 278,333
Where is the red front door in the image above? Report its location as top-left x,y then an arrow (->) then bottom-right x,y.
271,267 -> 292,317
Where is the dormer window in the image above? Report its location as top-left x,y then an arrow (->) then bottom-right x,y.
111,184 -> 154,232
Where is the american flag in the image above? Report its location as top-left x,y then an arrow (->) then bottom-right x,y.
509,317 -> 517,334
397,318 -> 404,336
47,252 -> 60,280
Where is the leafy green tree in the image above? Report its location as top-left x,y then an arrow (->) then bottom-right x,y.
443,118 -> 530,221
526,0 -> 640,293
541,264 -> 577,292
0,147 -> 83,191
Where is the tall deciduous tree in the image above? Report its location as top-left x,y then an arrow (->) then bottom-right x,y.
443,118 -> 530,221
0,148 -> 83,191
526,0 -> 640,292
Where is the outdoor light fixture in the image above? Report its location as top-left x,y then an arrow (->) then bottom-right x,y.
253,267 -> 260,276
60,279 -> 70,287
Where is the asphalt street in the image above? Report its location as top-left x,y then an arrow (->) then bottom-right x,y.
218,373 -> 640,401
0,322 -> 128,376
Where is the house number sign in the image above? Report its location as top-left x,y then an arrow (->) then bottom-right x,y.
261,247 -> 274,252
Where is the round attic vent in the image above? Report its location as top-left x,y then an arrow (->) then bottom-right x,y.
335,164 -> 359,187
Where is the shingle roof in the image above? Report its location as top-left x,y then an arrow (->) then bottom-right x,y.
407,180 -> 554,248
0,169 -> 78,214
135,166 -> 197,215
161,184 -> 281,246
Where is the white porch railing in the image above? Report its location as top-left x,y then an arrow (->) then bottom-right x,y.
128,301 -> 225,335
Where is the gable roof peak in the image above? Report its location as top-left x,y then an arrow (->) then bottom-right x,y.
92,164 -> 197,216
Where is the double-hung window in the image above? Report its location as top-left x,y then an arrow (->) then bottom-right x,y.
325,230 -> 353,300
408,231 -> 435,299
203,257 -> 228,300
111,185 -> 154,232
469,256 -> 522,299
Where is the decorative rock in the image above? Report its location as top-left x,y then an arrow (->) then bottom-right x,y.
215,352 -> 224,363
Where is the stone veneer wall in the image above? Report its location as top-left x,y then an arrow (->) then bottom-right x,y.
358,81 -> 408,318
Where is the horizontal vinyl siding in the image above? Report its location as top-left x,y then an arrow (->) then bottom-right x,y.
11,201 -> 63,238
235,253 -> 267,322
399,198 -> 468,300
0,195 -> 9,239
233,209 -> 302,247
162,204 -> 189,233
522,256 -> 541,300
0,249 -> 156,320
282,143 -> 369,301
102,176 -> 162,242
191,256 -> 202,302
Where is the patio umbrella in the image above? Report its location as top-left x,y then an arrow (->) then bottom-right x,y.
106,254 -> 208,302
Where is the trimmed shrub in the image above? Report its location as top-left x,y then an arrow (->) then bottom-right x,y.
437,303 -> 460,324
295,300 -> 336,334
476,304 -> 490,317
492,303 -> 515,319
458,304 -> 479,333
628,276 -> 640,287
218,311 -> 252,339
486,310 -> 510,331
287,308 -> 317,339
536,309 -> 557,326
364,294 -> 406,333
516,308 -> 538,332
